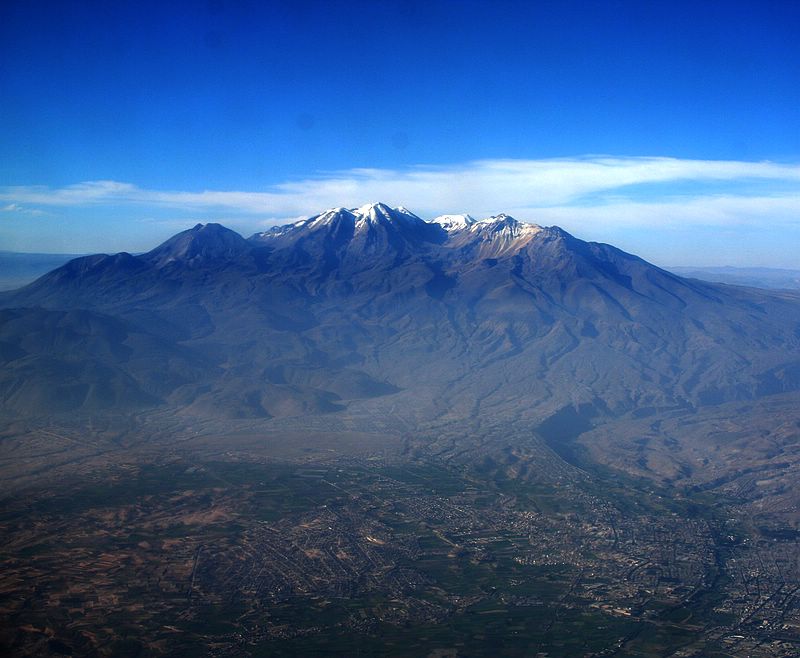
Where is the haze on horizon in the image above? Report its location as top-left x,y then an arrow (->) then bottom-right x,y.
1,0 -> 799,268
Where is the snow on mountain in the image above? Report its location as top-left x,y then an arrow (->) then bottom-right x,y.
429,214 -> 477,231
354,202 -> 402,230
393,206 -> 421,220
430,211 -> 540,236
249,203 -> 547,260
431,212 -> 543,258
251,203 -> 429,243
472,213 -> 542,239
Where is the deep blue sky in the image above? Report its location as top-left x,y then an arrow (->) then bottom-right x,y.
2,0 -> 800,265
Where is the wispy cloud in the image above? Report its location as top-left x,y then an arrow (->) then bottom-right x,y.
1,203 -> 46,216
526,195 -> 800,232
2,156 -> 800,231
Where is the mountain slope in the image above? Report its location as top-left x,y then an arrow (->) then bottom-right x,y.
0,307 -> 210,414
144,222 -> 254,269
0,251 -> 79,291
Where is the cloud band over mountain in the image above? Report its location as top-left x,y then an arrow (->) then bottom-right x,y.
2,156 -> 800,264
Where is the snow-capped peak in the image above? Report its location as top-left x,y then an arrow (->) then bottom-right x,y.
349,202 -> 423,230
249,205 -> 543,254
475,214 -> 542,237
308,207 -> 353,228
318,207 -> 350,217
429,214 -> 477,232
435,212 -> 544,258
394,205 -> 422,220
478,213 -> 513,224
353,202 -> 392,217
430,212 -> 541,240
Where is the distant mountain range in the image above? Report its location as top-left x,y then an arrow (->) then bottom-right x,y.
2,203 -> 800,436
668,265 -> 800,290
0,251 -> 83,291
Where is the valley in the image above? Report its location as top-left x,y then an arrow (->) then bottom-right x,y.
1,401 -> 800,657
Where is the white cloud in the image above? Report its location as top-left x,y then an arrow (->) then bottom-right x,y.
518,195 -> 800,233
1,202 -> 46,216
2,156 -> 800,231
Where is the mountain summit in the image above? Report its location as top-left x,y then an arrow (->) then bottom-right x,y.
145,222 -> 251,268
252,202 -> 444,252
434,212 -> 543,258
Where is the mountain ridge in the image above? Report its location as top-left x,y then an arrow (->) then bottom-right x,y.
2,203 -> 800,427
